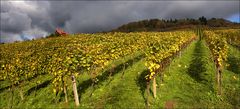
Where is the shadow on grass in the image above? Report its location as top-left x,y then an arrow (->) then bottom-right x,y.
187,41 -> 208,82
231,44 -> 240,50
227,56 -> 240,74
225,85 -> 240,108
25,79 -> 52,96
77,54 -> 144,101
0,74 -> 48,93
0,85 -> 11,93
136,69 -> 148,106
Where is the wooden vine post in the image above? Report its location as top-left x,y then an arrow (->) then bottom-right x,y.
216,61 -> 222,95
146,73 -> 157,109
63,81 -> 68,103
109,64 -> 115,78
71,75 -> 79,106
121,59 -> 126,79
146,81 -> 150,109
152,77 -> 157,98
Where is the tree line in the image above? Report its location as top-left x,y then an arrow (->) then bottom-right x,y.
112,16 -> 240,32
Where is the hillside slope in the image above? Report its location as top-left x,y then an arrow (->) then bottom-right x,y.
0,30 -> 239,108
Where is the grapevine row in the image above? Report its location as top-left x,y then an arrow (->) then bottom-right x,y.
144,31 -> 196,100
213,29 -> 240,48
203,31 -> 228,95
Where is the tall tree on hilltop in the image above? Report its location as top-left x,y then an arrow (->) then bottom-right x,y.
199,16 -> 207,25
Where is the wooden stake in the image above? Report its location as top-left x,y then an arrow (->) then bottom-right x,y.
71,75 -> 79,106
19,89 -> 24,100
153,77 -> 157,98
63,83 -> 68,103
146,81 -> 150,109
217,66 -> 222,95
121,63 -> 126,79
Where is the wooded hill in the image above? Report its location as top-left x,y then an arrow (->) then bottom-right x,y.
112,17 -> 240,32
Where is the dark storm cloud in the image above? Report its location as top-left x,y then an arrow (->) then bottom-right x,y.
162,1 -> 239,19
1,11 -> 32,33
0,1 -> 50,42
0,1 -> 239,43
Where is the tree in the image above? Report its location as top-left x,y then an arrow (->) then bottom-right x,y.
199,16 -> 207,25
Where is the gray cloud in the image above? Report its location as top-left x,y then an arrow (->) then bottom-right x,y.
1,11 -> 32,33
0,1 -> 239,43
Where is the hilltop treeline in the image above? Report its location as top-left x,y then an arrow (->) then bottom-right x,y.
112,17 -> 240,32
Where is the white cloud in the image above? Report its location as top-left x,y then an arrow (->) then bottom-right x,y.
22,27 -> 49,39
0,31 -> 23,43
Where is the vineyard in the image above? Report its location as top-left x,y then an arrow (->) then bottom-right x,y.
0,29 -> 239,108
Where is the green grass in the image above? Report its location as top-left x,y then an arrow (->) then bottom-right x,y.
222,45 -> 240,108
0,40 -> 239,108
77,58 -> 146,108
148,40 -> 239,108
150,40 -> 219,108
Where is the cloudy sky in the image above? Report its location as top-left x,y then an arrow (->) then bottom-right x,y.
0,0 -> 239,43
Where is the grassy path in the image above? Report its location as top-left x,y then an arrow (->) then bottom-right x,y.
150,40 -> 240,108
222,45 -> 240,108
150,40 -> 218,108
77,58 -> 147,108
